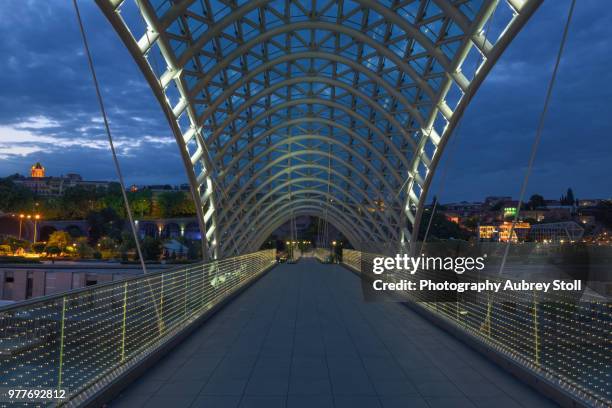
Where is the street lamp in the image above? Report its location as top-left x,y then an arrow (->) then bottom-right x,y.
18,214 -> 25,240
33,214 -> 40,244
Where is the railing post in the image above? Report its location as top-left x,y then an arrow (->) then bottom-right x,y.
484,297 -> 492,338
121,281 -> 128,363
183,268 -> 188,319
160,273 -> 164,333
57,296 -> 67,391
533,290 -> 540,366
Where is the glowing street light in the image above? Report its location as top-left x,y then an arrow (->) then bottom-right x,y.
33,214 -> 41,244
18,214 -> 25,240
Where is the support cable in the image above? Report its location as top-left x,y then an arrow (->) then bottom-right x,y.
72,0 -> 147,274
498,0 -> 576,276
73,0 -> 165,334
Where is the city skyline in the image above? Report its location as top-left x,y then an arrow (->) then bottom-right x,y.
3,160 -> 608,204
0,1 -> 611,202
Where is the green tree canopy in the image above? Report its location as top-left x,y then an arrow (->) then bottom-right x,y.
156,191 -> 196,218
418,210 -> 472,241
0,178 -> 34,212
46,231 -> 72,252
87,207 -> 124,243
527,194 -> 546,210
141,237 -> 162,261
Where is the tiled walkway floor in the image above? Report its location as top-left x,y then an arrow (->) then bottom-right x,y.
111,259 -> 558,408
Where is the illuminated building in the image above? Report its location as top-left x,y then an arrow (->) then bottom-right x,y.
30,162 -> 45,178
479,222 -> 530,242
13,164 -> 111,196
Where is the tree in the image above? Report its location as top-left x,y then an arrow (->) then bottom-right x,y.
47,231 -> 71,253
462,216 -> 479,231
46,246 -> 61,258
118,231 -> 136,261
527,194 -> 546,210
98,236 -> 117,251
0,236 -> 31,253
32,242 -> 46,253
60,186 -> 102,219
87,207 -> 124,243
156,191 -> 196,217
0,178 -> 34,212
128,189 -> 153,218
141,237 -> 162,261
75,237 -> 94,259
418,210 -> 472,241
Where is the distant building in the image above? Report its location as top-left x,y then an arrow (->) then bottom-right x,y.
578,198 -> 604,207
30,162 -> 45,178
478,222 -> 530,242
529,221 -> 584,243
484,196 -> 512,207
13,162 -> 111,196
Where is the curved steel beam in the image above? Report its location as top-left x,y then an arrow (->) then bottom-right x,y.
248,208 -> 364,253
210,98 -> 400,156
95,0 -> 218,260
230,192 -> 375,251
194,51 -> 425,131
222,152 -> 401,226
220,182 -> 387,245
404,0 -> 544,250
221,134 -> 403,187
204,79 -> 415,151
217,118 -> 410,175
218,176 -> 388,241
224,143 -> 398,198
219,163 -> 398,240
233,199 -> 366,253
240,188 -> 385,238
200,76 -> 414,153
180,21 -> 437,102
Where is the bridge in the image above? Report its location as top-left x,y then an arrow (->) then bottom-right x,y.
0,1 -> 609,407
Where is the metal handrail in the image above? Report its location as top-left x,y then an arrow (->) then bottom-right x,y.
0,250 -> 276,407
342,249 -> 611,407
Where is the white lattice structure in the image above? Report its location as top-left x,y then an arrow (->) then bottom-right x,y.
96,0 -> 542,259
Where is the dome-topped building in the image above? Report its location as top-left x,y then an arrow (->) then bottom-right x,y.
30,162 -> 45,178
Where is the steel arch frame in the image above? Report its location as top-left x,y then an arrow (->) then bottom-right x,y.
229,193 -> 375,253
219,162 -> 399,240
249,208 -> 363,253
193,50 -> 424,131
198,76 -> 414,152
97,0 -> 543,258
242,201 -> 365,252
212,100 -> 409,175
220,181 -> 390,249
219,129 -> 407,184
223,147 -> 398,204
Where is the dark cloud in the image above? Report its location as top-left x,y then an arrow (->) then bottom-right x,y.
0,0 -> 609,201
0,0 -> 183,185
431,0 -> 612,202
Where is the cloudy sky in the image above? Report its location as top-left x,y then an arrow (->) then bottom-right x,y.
0,1 -> 610,202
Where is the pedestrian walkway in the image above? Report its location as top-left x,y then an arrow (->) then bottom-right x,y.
111,259 -> 557,408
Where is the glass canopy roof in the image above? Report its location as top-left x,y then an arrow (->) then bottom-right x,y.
97,0 -> 542,259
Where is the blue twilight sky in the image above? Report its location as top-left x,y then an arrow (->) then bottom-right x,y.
0,1 -> 610,203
